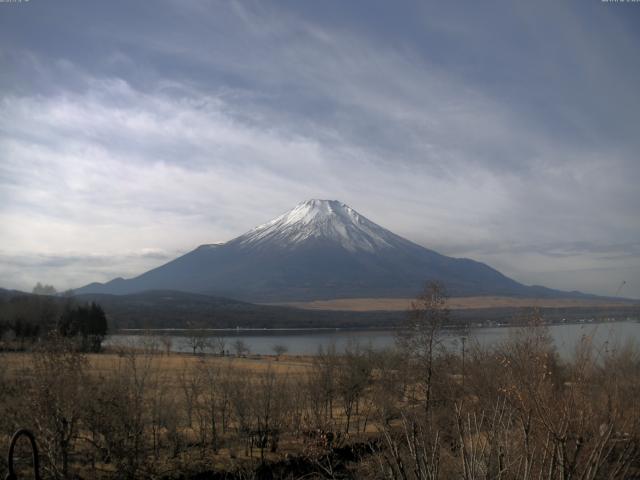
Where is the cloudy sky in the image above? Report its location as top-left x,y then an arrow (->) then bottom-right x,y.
1,0 -> 639,298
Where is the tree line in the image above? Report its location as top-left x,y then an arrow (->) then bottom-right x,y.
0,291 -> 108,352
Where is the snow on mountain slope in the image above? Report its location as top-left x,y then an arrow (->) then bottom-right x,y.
233,199 -> 398,252
74,199 -> 588,302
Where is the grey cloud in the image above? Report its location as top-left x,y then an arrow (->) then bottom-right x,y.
0,250 -> 181,292
0,250 -> 177,269
439,241 -> 640,260
0,0 -> 638,298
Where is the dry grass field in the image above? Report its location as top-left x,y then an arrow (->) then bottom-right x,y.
3,314 -> 640,479
0,349 -> 329,479
271,296 -> 638,311
1,350 -> 314,377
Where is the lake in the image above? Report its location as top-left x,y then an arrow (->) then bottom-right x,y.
105,319 -> 640,358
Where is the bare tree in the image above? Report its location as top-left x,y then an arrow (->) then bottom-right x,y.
337,343 -> 372,433
272,344 -> 288,359
233,339 -> 250,357
147,368 -> 174,459
249,368 -> 290,461
210,334 -> 226,356
116,351 -> 154,478
228,370 -> 252,456
30,336 -> 87,479
187,332 -> 207,355
195,358 -> 224,453
160,335 -> 173,355
307,344 -> 339,430
370,348 -> 405,426
178,364 -> 202,428
377,412 -> 442,480
397,281 -> 449,417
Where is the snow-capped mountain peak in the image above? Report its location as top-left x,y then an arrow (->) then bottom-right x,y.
234,199 -> 397,252
74,199 -> 559,301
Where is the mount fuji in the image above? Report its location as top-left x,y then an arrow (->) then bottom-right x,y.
75,200 -> 577,301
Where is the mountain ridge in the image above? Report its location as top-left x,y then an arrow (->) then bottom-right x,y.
74,199 -> 595,302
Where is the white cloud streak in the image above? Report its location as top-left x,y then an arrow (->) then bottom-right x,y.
0,1 -> 638,297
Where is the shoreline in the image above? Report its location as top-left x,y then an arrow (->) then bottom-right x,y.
112,316 -> 640,336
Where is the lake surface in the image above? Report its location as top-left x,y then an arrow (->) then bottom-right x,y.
105,320 -> 640,358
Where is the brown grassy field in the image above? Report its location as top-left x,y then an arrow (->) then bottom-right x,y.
269,295 -> 638,311
1,350 -> 314,378
0,350 -> 323,478
3,319 -> 640,479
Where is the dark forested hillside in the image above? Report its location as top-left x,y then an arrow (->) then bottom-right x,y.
75,290 -> 402,330
2,288 -> 636,334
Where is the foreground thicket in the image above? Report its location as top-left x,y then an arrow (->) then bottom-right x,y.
1,323 -> 640,478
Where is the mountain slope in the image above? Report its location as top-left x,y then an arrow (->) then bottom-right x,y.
75,199 -> 584,301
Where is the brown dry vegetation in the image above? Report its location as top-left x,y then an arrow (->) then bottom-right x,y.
2,296 -> 640,479
272,296 -> 638,312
